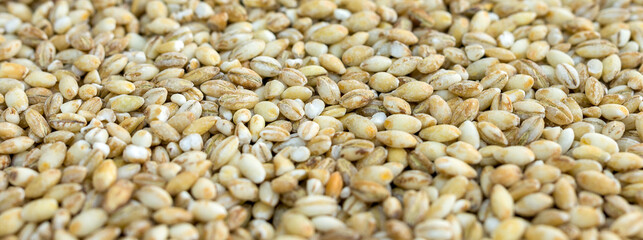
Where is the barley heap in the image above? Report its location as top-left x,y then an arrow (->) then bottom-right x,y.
2,0 -> 643,239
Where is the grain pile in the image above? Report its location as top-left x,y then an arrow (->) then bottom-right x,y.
1,0 -> 643,239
